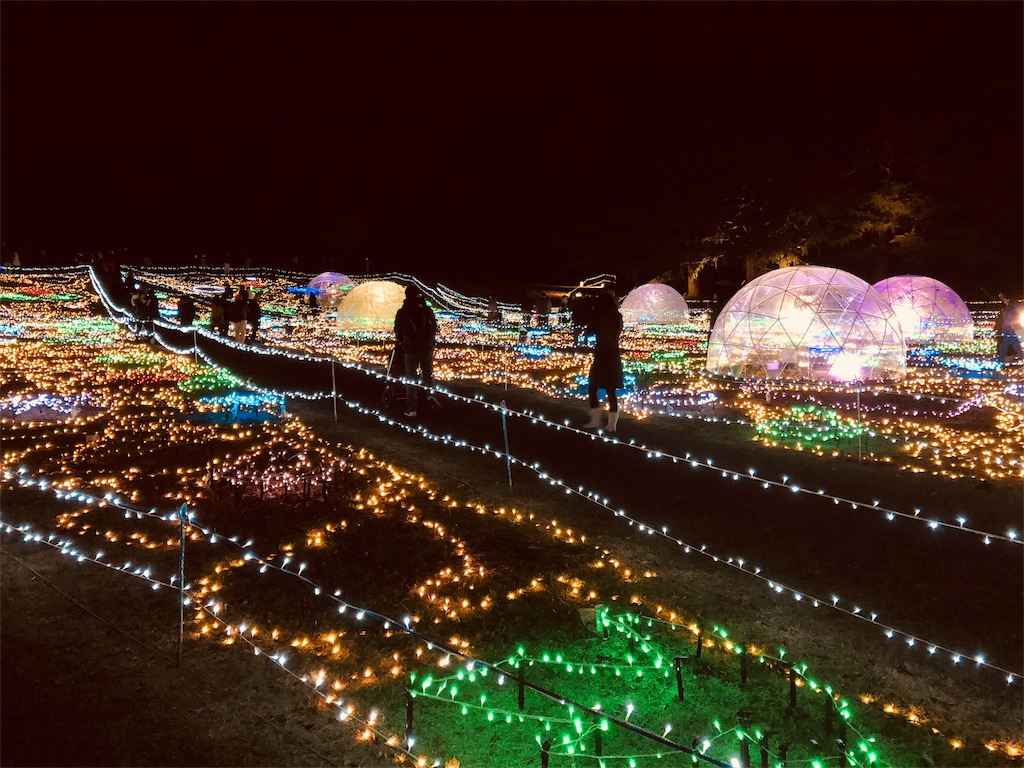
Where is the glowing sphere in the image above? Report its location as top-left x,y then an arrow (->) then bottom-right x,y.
619,283 -> 689,325
872,275 -> 973,344
707,266 -> 906,382
336,280 -> 405,331
308,272 -> 354,308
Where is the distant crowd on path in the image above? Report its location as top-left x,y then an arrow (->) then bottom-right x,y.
207,284 -> 262,344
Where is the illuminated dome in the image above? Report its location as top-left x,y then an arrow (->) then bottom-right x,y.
620,283 -> 689,325
336,280 -> 405,331
308,272 -> 354,308
872,275 -> 973,344
707,266 -> 906,382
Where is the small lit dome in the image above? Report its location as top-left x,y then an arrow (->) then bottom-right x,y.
620,283 -> 689,325
308,272 -> 354,308
336,280 -> 406,331
872,275 -> 973,344
707,266 -> 905,382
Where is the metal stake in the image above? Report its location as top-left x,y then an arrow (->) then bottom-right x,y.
177,503 -> 187,667
501,400 -> 513,494
331,360 -> 338,423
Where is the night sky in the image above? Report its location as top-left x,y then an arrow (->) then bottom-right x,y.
2,2 -> 1021,291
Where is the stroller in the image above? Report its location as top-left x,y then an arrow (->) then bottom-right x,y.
382,346 -> 441,415
382,346 -> 408,410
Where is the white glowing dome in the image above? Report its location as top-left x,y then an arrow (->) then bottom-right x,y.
872,275 -> 973,344
707,266 -> 906,382
308,272 -> 354,308
620,283 -> 689,325
336,280 -> 406,331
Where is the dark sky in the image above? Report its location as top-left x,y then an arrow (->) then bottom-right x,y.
2,2 -> 1021,286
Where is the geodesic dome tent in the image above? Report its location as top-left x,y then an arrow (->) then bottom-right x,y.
619,283 -> 689,325
706,266 -> 906,382
308,272 -> 354,308
872,275 -> 973,345
336,280 -> 405,331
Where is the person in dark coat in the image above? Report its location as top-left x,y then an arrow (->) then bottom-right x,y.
582,291 -> 624,432
178,295 -> 196,327
246,293 -> 261,343
394,285 -> 438,417
141,289 -> 160,338
227,289 -> 248,342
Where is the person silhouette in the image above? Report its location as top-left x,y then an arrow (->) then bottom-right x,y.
394,285 -> 438,417
582,291 -> 624,433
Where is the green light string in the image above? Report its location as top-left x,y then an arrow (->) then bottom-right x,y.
411,608 -> 883,767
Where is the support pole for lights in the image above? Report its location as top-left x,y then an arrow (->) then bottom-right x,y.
331,360 -> 338,423
856,381 -> 862,462
177,503 -> 187,667
501,400 -> 513,494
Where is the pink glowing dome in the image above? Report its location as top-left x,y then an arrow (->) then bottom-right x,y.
872,275 -> 973,344
308,272 -> 354,308
619,283 -> 689,325
707,266 -> 906,382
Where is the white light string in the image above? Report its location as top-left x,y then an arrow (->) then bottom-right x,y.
0,475 -> 733,767
98,266 -> 1020,550
88,268 -> 1023,681
0,516 -> 441,767
108,321 -> 1024,686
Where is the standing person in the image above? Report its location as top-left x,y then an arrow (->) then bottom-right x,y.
537,294 -> 552,328
141,289 -> 159,339
210,294 -> 225,334
178,294 -> 196,326
228,289 -> 248,342
246,291 -> 262,343
582,291 -> 624,433
218,285 -> 233,336
394,285 -> 438,418
997,292 -> 1022,365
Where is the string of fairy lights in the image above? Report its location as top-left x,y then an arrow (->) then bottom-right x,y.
5,460 -> 1018,762
5,265 -> 1022,761
89,266 -> 1022,548
2,378 -> 1015,757
411,605 -> 883,767
0,477 -> 741,767
0,516 -> 432,765
3,267 -> 1015,699
57,264 -> 1018,484
81,269 -> 1024,684
2,472 -> 899,767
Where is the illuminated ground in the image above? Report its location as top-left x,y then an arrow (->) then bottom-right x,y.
1,266 -> 1022,767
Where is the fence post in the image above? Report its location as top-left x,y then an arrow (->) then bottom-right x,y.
405,690 -> 414,745
674,656 -> 686,702
518,664 -> 526,711
740,647 -> 748,688
540,738 -> 551,768
331,360 -> 338,423
788,664 -> 797,709
500,400 -> 513,494
192,329 -> 198,365
177,503 -> 187,668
